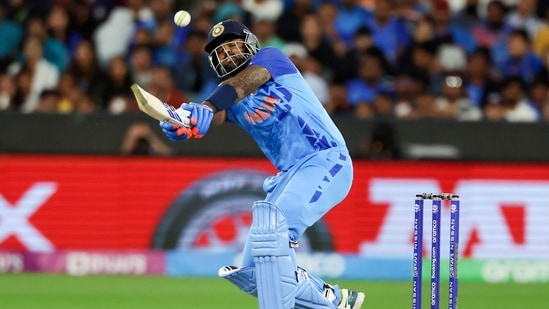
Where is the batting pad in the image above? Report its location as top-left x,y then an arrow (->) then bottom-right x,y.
293,267 -> 337,309
295,281 -> 338,309
218,266 -> 257,296
251,201 -> 297,309
219,265 -> 338,309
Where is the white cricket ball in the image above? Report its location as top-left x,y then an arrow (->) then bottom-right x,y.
173,10 -> 191,27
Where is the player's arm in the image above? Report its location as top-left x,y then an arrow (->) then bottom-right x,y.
163,65 -> 271,139
223,65 -> 272,100
204,65 -> 271,126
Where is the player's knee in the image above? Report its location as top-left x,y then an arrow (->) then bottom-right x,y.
250,201 -> 291,257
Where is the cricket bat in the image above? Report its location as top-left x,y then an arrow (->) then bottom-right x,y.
131,83 -> 190,127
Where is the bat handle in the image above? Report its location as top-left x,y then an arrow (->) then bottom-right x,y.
176,109 -> 191,127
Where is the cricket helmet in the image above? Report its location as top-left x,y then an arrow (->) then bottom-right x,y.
205,19 -> 260,78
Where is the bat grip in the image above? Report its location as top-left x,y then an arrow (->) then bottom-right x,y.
175,108 -> 191,127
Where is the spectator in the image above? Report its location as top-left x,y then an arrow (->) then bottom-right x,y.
484,76 -> 538,122
52,71 -> 97,115
100,55 -> 134,111
149,0 -> 175,26
345,50 -> 393,119
398,15 -> 436,69
398,41 -> 438,90
326,82 -> 351,115
0,0 -> 547,125
276,0 -> 314,43
172,29 -> 219,102
152,18 -> 181,67
394,0 -> 429,31
316,1 -> 347,57
121,122 -> 173,156
212,0 -> 245,24
251,17 -> 286,50
67,0 -> 102,41
506,0 -> 543,40
34,88 -> 60,113
430,0 -> 477,55
46,5 -> 81,62
71,88 -> 97,114
333,26 -> 375,84
365,0 -> 412,64
393,73 -> 428,117
483,91 -> 506,121
434,72 -> 483,120
11,67 -> 31,110
333,0 -> 372,48
24,16 -> 69,73
131,26 -> 155,48
361,122 -> 400,159
93,0 -> 154,67
188,10 -> 213,34
451,0 -> 481,31
0,73 -> 17,110
66,39 -> 103,106
372,90 -> 396,117
146,66 -> 188,108
7,36 -> 59,113
191,12 -> 214,34
283,43 -> 330,108
399,86 -> 439,119
0,4 -> 22,72
528,75 -> 549,118
129,44 -> 155,88
471,0 -> 512,68
56,72 -> 76,114
500,28 -> 544,83
299,14 -> 338,80
242,0 -> 284,22
463,46 -> 499,107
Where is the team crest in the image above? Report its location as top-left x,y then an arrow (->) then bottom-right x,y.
212,23 -> 224,37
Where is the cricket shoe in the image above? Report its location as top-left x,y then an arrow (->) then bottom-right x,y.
338,288 -> 365,309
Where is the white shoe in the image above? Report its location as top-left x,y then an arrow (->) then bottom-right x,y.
338,288 -> 365,309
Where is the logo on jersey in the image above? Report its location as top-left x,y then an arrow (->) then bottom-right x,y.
242,83 -> 293,125
244,96 -> 278,125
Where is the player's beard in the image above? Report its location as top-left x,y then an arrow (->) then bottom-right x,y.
220,54 -> 246,72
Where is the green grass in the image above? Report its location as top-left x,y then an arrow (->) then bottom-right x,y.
0,274 -> 547,308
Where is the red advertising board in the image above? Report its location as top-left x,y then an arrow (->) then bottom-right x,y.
1,155 -> 548,259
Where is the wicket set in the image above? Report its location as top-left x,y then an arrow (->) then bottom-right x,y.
412,193 -> 460,309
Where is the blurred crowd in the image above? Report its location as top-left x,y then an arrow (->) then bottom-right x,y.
0,0 -> 549,122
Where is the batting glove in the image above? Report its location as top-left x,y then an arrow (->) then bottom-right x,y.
186,102 -> 214,138
159,121 -> 193,141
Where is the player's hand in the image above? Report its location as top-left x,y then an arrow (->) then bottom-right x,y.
185,102 -> 214,138
159,121 -> 193,141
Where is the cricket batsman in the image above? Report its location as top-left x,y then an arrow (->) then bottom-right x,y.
159,19 -> 365,309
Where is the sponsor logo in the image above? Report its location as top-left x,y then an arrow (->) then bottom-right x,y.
0,182 -> 56,251
211,23 -> 224,37
67,252 -> 147,275
0,253 -> 23,273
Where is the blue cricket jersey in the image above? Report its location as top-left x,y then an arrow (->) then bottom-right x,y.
225,47 -> 347,171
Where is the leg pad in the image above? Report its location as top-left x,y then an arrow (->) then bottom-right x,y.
251,201 -> 296,309
218,266 -> 257,296
219,265 -> 338,309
